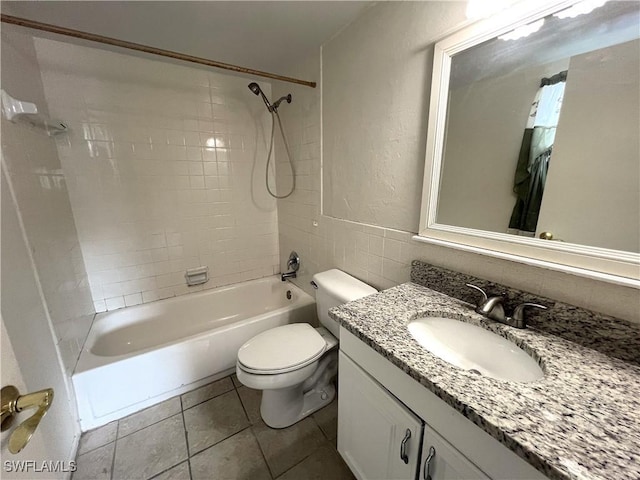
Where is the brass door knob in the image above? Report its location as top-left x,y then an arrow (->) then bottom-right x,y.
1,385 -> 54,454
539,231 -> 564,242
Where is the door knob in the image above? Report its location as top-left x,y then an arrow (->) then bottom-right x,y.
539,231 -> 564,241
1,385 -> 54,454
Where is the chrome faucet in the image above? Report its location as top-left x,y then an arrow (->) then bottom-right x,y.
466,283 -> 547,329
281,251 -> 300,282
281,271 -> 297,281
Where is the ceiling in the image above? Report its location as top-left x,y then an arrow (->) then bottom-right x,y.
1,1 -> 373,77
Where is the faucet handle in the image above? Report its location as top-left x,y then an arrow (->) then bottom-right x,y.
287,251 -> 300,272
512,302 -> 548,322
465,283 -> 488,305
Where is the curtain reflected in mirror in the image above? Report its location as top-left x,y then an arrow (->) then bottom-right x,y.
508,71 -> 566,236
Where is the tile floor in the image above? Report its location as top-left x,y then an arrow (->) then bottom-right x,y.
73,375 -> 354,480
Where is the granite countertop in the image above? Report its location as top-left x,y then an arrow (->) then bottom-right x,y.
330,282 -> 640,480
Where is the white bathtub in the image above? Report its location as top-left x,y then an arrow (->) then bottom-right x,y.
73,276 -> 316,431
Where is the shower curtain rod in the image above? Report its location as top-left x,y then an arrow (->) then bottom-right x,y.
0,14 -> 317,88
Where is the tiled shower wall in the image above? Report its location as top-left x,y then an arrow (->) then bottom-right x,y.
35,39 -> 280,312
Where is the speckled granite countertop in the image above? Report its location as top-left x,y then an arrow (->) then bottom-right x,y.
330,281 -> 640,480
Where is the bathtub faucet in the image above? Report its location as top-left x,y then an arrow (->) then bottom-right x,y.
281,251 -> 300,281
281,271 -> 297,281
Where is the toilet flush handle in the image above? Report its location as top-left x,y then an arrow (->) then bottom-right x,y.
310,280 -> 318,289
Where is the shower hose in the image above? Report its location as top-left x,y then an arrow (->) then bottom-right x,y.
265,110 -> 295,199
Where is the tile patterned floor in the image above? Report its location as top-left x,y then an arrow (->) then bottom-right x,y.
73,375 -> 354,480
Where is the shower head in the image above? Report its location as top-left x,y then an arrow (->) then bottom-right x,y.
248,82 -> 273,112
248,82 -> 261,95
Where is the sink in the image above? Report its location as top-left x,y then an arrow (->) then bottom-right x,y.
407,317 -> 543,382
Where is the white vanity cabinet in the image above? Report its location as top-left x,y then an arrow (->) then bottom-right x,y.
418,423 -> 489,480
338,327 -> 548,480
339,350 -> 489,480
338,352 -> 423,480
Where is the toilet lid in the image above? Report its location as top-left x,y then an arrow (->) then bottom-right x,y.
237,324 -> 327,374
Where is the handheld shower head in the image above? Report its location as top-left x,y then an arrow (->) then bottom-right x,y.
248,82 -> 273,111
248,82 -> 261,95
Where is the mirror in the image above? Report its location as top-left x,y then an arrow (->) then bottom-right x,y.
419,0 -> 640,286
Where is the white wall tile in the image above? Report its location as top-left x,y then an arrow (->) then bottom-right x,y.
36,38 -> 280,310
124,293 -> 143,307
105,296 -> 125,311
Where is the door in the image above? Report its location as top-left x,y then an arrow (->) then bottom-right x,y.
338,352 -> 423,480
418,423 -> 489,480
535,40 -> 640,252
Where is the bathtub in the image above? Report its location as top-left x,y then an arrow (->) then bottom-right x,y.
72,276 -> 316,431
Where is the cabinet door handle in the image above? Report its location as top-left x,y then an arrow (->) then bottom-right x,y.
423,446 -> 436,480
400,428 -> 411,464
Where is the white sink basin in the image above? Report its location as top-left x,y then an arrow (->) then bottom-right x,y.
407,317 -> 543,383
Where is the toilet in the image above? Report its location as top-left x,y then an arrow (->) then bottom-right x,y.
236,269 -> 376,428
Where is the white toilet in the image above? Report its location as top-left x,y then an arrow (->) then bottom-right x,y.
236,269 -> 376,428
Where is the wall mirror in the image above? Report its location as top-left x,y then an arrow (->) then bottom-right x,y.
418,0 -> 640,287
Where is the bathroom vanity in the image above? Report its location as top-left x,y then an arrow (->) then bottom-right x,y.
337,331 -> 541,480
331,262 -> 640,480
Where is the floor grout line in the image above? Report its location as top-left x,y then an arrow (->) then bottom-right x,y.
109,421 -> 120,480
251,424 -> 276,480
179,395 -> 193,480
115,409 -> 182,441
236,388 -> 252,423
147,460 -> 189,480
231,378 -> 275,478
181,385 -> 236,412
187,424 -> 254,458
185,423 -> 251,458
74,434 -> 116,458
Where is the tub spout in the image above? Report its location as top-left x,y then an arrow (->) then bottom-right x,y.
281,271 -> 297,281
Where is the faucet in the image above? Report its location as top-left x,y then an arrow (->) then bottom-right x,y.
465,283 -> 547,329
281,271 -> 297,281
281,251 -> 300,282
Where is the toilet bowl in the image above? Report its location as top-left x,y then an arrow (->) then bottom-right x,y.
236,269 -> 376,428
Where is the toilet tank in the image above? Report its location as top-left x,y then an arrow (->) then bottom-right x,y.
312,269 -> 377,339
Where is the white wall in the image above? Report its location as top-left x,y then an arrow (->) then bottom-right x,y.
1,169 -> 79,477
275,1 -> 640,323
1,29 -> 94,374
322,1 -> 468,231
538,39 -> 640,252
35,39 -> 280,312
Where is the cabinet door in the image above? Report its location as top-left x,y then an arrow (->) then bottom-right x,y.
419,423 -> 489,480
338,352 -> 423,480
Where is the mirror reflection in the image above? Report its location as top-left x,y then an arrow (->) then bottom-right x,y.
437,1 -> 640,253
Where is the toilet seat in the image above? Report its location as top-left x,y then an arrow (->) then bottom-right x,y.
237,323 -> 327,375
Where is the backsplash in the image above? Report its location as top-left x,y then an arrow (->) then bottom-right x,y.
35,38 -> 280,312
411,260 -> 640,365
